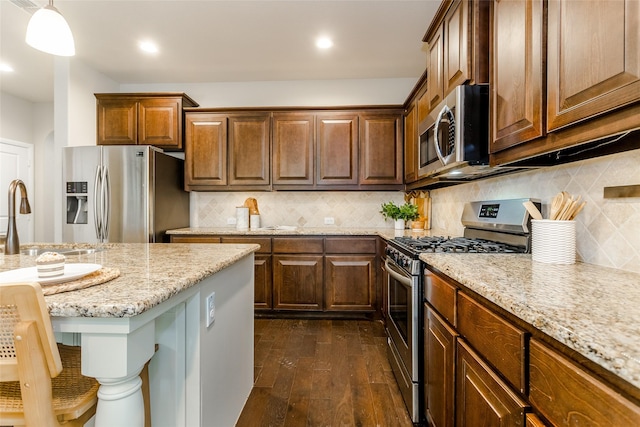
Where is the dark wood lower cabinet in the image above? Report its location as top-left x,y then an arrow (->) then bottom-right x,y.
324,255 -> 375,311
529,339 -> 640,426
253,255 -> 272,310
456,340 -> 529,427
273,255 -> 324,311
170,234 -> 381,316
424,305 -> 457,427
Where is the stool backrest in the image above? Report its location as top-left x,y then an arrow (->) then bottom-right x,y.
0,282 -> 62,382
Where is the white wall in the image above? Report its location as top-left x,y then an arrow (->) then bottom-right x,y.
0,91 -> 54,243
120,78 -> 416,107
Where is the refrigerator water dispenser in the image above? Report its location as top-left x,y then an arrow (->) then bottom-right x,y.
66,181 -> 88,224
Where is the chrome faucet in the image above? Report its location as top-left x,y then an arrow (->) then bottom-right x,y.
4,179 -> 32,255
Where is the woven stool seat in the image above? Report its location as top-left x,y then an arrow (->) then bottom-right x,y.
0,344 -> 99,425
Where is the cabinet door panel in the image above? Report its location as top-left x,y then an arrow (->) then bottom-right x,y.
138,98 -> 180,148
443,0 -> 470,93
316,113 -> 358,185
253,255 -> 272,310
529,339 -> 640,426
324,255 -> 375,311
547,0 -> 640,130
456,340 -> 528,427
228,114 -> 270,186
425,306 -> 458,427
272,113 -> 314,185
427,27 -> 445,110
97,99 -> 137,145
490,0 -> 544,152
404,101 -> 418,183
184,113 -> 227,188
359,113 -> 403,185
273,255 -> 323,311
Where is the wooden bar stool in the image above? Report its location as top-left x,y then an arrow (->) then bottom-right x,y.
0,282 -> 153,427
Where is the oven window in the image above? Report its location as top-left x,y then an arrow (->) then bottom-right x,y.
389,273 -> 409,343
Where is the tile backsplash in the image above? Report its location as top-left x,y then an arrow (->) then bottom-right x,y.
192,148 -> 640,273
430,149 -> 640,273
192,191 -> 406,229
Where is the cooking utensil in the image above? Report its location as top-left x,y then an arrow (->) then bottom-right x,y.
569,201 -> 587,220
550,192 -> 565,220
522,201 -> 543,220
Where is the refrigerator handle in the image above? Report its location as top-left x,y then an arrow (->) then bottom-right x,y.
93,166 -> 102,240
103,166 -> 111,240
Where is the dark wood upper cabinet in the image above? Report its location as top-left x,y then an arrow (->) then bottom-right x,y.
184,113 -> 227,188
96,93 -> 197,151
490,0 -> 545,152
546,0 -> 640,131
427,25 -> 446,111
184,111 -> 270,191
316,112 -> 359,186
272,112 -> 315,186
272,109 -> 403,190
404,100 -> 418,184
359,112 -> 403,186
490,0 -> 640,164
228,114 -> 271,187
425,0 -> 490,111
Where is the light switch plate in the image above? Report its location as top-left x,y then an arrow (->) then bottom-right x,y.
205,292 -> 215,327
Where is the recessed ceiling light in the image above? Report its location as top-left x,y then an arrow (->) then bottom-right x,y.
316,37 -> 333,49
0,63 -> 14,73
138,40 -> 159,54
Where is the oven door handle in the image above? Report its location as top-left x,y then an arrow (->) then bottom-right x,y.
385,259 -> 414,288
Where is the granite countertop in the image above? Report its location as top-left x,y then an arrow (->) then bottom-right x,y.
420,252 -> 640,391
0,242 -> 259,318
166,226 -> 442,241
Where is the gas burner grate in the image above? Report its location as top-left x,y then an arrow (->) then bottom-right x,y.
392,236 -> 524,254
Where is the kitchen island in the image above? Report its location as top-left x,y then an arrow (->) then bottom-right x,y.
0,242 -> 259,427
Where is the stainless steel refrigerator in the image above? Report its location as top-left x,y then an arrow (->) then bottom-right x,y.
63,145 -> 190,243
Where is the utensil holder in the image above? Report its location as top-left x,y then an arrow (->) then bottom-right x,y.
531,220 -> 576,264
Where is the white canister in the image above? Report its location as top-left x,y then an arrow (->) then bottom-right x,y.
236,207 -> 249,229
531,220 -> 576,264
250,214 -> 261,229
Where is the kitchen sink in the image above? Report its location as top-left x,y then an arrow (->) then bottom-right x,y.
20,247 -> 107,256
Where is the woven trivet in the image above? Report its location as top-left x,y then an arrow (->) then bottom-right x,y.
42,267 -> 120,295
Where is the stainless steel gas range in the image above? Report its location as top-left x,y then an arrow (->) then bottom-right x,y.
384,198 -> 540,424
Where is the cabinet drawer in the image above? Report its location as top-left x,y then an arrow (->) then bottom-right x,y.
221,237 -> 271,254
457,292 -> 527,393
272,237 -> 324,254
325,237 -> 377,254
424,269 -> 456,325
529,339 -> 640,426
170,235 -> 221,243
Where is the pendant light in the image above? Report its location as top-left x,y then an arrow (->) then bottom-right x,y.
25,0 -> 75,56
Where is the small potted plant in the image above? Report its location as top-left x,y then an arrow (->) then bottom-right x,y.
380,201 -> 420,230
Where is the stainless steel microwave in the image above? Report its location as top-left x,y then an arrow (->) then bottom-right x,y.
417,84 -> 490,179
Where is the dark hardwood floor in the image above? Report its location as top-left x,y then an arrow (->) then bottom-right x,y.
236,318 -> 413,427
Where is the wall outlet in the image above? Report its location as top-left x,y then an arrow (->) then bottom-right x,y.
324,217 -> 335,225
227,217 -> 237,225
205,292 -> 215,327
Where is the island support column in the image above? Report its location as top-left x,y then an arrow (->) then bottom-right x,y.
81,320 -> 156,427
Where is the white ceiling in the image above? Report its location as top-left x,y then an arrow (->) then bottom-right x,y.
0,0 -> 439,104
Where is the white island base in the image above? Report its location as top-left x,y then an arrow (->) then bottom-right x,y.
52,255 -> 255,427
